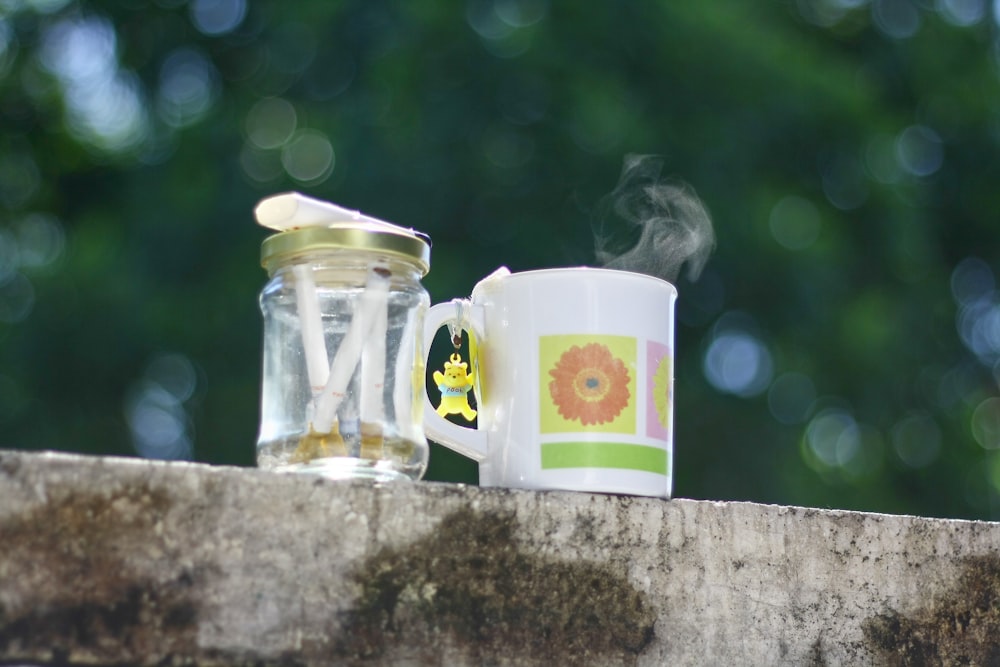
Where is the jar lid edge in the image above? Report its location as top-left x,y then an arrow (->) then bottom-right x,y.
261,226 -> 431,275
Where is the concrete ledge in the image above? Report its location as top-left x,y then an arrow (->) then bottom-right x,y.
1,450 -> 999,666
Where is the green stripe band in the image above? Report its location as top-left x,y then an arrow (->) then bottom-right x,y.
541,442 -> 668,475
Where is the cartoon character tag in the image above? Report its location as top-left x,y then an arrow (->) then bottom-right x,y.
433,353 -> 477,421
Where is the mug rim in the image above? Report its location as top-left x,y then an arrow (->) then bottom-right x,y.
472,266 -> 677,297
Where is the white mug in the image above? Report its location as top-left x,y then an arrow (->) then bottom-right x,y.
423,267 -> 677,498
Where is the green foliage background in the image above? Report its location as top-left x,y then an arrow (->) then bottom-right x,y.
2,0 -> 1000,520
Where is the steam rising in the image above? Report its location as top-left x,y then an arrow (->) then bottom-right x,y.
595,155 -> 715,282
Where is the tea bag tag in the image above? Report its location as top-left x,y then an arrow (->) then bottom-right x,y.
433,352 -> 477,422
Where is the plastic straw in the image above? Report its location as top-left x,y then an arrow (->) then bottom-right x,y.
293,264 -> 329,392
310,265 -> 391,434
360,289 -> 388,423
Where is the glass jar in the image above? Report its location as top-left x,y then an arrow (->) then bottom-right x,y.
257,224 -> 431,481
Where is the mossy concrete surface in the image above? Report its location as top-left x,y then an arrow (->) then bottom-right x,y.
1,450 -> 999,666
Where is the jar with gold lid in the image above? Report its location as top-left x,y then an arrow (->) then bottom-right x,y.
255,193 -> 431,481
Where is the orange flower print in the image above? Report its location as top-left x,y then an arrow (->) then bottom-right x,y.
548,343 -> 631,425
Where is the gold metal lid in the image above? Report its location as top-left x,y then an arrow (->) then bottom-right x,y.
261,222 -> 431,275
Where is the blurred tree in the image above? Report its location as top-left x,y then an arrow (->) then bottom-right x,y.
1,0 -> 999,520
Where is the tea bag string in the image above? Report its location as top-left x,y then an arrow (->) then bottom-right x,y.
447,298 -> 467,350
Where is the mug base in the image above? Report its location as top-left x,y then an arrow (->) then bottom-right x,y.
482,468 -> 672,500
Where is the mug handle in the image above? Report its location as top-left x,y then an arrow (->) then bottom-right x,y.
422,300 -> 488,462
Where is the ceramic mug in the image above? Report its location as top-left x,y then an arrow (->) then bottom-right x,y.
423,267 -> 677,498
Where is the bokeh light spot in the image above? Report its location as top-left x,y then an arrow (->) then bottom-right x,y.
494,0 -> 549,27
797,0 -> 869,26
805,409 -> 861,468
125,353 -> 198,461
190,0 -> 246,36
146,353 -> 197,403
239,142 -> 284,184
768,195 -> 821,251
157,47 -> 218,128
246,97 -> 297,150
0,20 -> 16,80
796,0 -> 847,28
937,0 -> 986,25
467,0 -> 516,40
971,396 -> 1000,449
281,129 -> 335,184
39,16 -> 149,152
956,294 -> 1000,364
873,0 -> 922,39
703,322 -> 774,397
896,124 -> 943,176
934,362 -> 980,410
466,0 -> 538,57
15,213 -> 65,269
952,259 -> 1000,367
40,16 -> 116,83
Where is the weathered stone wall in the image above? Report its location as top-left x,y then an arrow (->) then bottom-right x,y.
1,450 -> 998,666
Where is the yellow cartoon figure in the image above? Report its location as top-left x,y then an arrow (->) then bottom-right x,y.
434,353 -> 477,421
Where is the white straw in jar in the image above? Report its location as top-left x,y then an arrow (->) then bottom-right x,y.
310,264 -> 392,435
292,264 -> 329,393
359,280 -> 389,457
